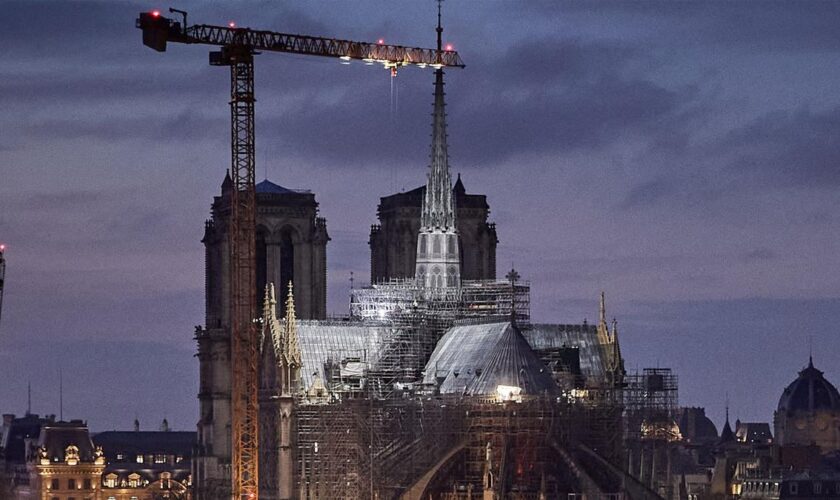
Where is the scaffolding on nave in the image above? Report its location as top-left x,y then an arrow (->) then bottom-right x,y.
348,278 -> 531,398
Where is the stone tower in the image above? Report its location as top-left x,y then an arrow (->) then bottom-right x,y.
194,176 -> 327,499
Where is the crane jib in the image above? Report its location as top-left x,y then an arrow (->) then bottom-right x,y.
137,12 -> 465,68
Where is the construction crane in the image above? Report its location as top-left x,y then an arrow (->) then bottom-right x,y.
136,9 -> 464,500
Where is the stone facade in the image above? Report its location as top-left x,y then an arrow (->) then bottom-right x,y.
1,417 -> 106,500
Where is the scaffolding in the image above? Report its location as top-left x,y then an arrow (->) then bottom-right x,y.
286,279 -> 633,498
622,368 -> 680,497
294,392 -> 624,499
346,278 -> 531,400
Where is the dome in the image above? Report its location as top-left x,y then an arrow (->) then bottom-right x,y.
678,407 -> 719,443
777,358 -> 840,413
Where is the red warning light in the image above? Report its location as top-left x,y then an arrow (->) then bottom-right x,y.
0,244 -> 5,251
151,10 -> 161,17
229,21 -> 236,28
445,44 -> 453,51
377,38 -> 385,45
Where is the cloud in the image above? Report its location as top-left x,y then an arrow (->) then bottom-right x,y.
718,106 -> 840,188
619,178 -> 674,209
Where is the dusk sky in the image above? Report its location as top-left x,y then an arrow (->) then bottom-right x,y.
1,1 -> 839,433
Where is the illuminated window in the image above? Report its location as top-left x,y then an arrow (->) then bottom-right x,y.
175,455 -> 183,463
154,454 -> 166,464
104,473 -> 118,488
128,473 -> 141,488
116,453 -> 124,461
135,454 -> 144,463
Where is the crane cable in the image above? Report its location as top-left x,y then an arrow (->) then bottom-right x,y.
389,68 -> 399,191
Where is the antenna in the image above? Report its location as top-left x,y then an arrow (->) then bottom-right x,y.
725,392 -> 730,423
436,0 -> 443,53
59,368 -> 64,421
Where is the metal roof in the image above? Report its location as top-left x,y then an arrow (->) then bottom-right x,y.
523,324 -> 608,385
423,321 -> 557,396
296,321 -> 401,390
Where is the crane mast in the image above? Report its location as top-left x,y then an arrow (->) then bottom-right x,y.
137,9 -> 463,500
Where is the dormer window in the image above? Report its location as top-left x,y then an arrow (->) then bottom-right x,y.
65,445 -> 80,465
104,474 -> 118,488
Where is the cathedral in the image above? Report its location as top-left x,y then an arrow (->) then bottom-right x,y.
193,10 -> 643,500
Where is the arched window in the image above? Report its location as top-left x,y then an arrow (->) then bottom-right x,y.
279,229 -> 295,314
256,227 -> 268,304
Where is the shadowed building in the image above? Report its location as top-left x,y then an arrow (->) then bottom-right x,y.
194,175 -> 328,499
94,422 -> 194,499
0,416 -> 106,499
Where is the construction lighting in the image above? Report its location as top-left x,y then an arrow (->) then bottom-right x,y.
496,385 -> 522,402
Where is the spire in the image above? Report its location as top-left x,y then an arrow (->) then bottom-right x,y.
414,1 -> 461,290
599,291 -> 607,329
221,169 -> 232,192
284,281 -> 301,367
421,2 -> 456,232
436,0 -> 443,53
453,172 -> 465,196
263,283 -> 276,323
